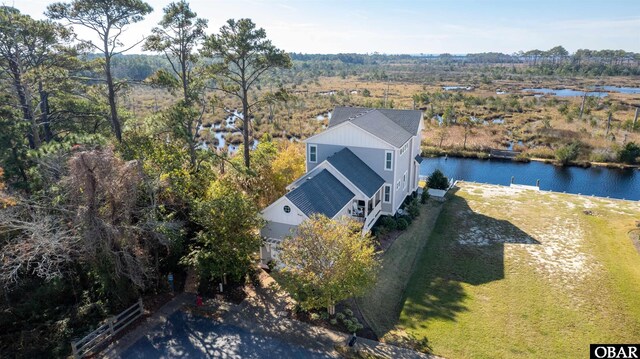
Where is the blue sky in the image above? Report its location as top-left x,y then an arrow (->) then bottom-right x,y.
14,0 -> 640,54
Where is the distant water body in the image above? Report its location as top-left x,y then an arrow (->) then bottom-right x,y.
420,157 -> 640,201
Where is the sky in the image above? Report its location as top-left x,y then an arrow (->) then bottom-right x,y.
12,0 -> 640,54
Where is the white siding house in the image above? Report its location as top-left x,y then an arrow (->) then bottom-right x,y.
260,106 -> 423,264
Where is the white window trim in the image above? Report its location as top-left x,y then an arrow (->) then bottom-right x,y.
400,142 -> 409,155
384,150 -> 393,171
309,144 -> 317,163
383,184 -> 391,203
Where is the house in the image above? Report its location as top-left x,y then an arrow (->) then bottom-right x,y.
260,106 -> 423,264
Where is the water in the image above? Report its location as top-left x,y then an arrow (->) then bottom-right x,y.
316,111 -> 332,121
522,88 -> 608,98
443,86 -> 473,91
593,86 -> 640,94
420,157 -> 640,200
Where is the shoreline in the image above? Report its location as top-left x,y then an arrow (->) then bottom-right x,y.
454,180 -> 640,203
421,148 -> 639,170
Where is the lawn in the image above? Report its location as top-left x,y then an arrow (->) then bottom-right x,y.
356,199 -> 444,336
394,182 -> 640,358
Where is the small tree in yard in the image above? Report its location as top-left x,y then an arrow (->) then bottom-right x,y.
185,179 -> 263,286
278,215 -> 379,315
427,169 -> 449,190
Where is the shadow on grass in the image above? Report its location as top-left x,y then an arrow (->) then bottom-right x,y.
398,188 -> 539,332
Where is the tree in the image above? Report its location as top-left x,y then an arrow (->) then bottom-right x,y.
555,141 -> 581,165
427,169 -> 449,190
185,179 -> 262,285
0,7 -> 75,148
458,116 -> 476,150
201,18 -> 292,168
618,142 -> 640,164
142,1 -> 208,167
270,141 -> 305,197
278,215 -> 379,314
143,0 -> 207,104
47,0 -> 153,142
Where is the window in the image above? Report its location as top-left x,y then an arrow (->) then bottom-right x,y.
309,145 -> 317,163
283,205 -> 291,213
383,185 -> 391,203
402,171 -> 407,190
400,142 -> 409,155
384,151 -> 393,170
396,179 -> 401,190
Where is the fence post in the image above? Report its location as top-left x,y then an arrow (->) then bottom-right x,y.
71,340 -> 79,359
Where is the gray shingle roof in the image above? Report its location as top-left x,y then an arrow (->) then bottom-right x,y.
327,148 -> 385,198
329,106 -> 422,147
285,169 -> 355,218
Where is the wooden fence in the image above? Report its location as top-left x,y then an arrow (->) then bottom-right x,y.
71,298 -> 143,358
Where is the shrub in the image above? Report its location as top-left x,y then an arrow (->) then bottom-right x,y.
310,312 -> 320,321
320,311 -> 329,320
555,142 -> 581,165
420,190 -> 430,204
407,200 -> 420,218
344,308 -> 353,317
427,169 -> 449,190
380,216 -> 397,231
330,318 -> 338,325
396,218 -> 409,230
618,142 -> 640,164
336,312 -> 346,320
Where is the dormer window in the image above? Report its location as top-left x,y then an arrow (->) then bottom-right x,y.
385,151 -> 393,171
309,145 -> 317,163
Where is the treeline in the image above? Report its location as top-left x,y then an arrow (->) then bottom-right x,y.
0,1 -> 299,357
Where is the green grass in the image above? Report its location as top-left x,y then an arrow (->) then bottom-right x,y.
395,183 -> 640,359
356,200 -> 444,336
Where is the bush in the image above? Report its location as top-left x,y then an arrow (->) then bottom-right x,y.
555,141 -> 581,165
420,190 -> 430,204
618,142 -> 640,164
330,318 -> 338,325
320,311 -> 329,320
427,169 -> 449,190
344,308 -> 353,317
406,200 -> 420,218
310,312 -> 320,321
396,218 -> 409,230
380,216 -> 397,231
336,312 -> 346,320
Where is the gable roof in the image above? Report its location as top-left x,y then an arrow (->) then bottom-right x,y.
285,169 -> 355,218
327,148 -> 385,198
328,106 -> 422,147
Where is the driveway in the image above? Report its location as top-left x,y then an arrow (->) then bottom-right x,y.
120,310 -> 333,359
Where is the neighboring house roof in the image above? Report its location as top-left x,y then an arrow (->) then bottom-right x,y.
329,106 -> 422,147
285,169 -> 355,218
415,155 -> 424,164
327,148 -> 385,198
